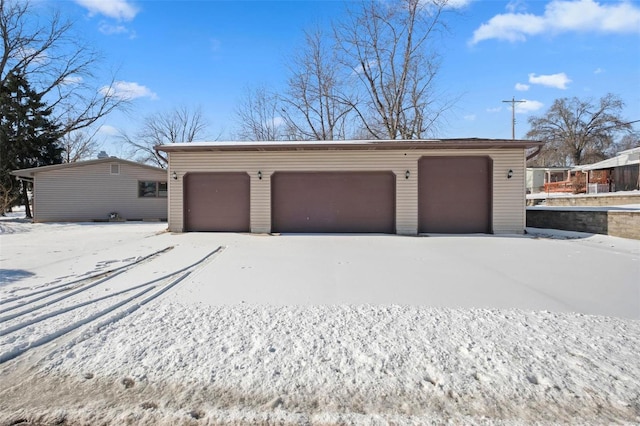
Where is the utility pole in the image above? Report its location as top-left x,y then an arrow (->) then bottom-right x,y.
502,97 -> 526,139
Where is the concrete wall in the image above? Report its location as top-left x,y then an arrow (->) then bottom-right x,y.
532,193 -> 640,207
526,209 -> 640,240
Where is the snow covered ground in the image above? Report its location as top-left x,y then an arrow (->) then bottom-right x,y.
0,214 -> 639,425
528,204 -> 640,211
526,189 -> 640,201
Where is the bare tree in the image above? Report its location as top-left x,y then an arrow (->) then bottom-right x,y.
60,128 -> 100,162
334,0 -> 452,139
120,106 -> 209,168
526,94 -> 633,167
280,27 -> 353,140
0,180 -> 18,214
609,131 -> 639,155
235,85 -> 285,141
0,0 -> 127,135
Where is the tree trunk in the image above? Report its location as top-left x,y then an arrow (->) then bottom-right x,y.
22,183 -> 32,218
572,147 -> 583,167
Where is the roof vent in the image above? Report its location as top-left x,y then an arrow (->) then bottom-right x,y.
97,151 -> 109,159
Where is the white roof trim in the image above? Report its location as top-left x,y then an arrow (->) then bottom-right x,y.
574,149 -> 640,171
10,157 -> 165,178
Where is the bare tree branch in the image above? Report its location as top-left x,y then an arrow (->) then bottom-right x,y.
1,0 -> 128,137
120,106 -> 209,168
234,85 -> 286,141
526,94 -> 632,166
60,127 -> 100,162
334,0 -> 452,139
280,27 -> 353,140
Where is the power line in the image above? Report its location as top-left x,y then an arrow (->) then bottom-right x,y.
502,97 -> 526,140
601,119 -> 640,131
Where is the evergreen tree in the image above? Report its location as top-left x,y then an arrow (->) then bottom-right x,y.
0,71 -> 63,217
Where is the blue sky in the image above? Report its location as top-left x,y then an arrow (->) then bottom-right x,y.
41,0 -> 640,155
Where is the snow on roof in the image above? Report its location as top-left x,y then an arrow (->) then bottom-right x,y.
526,167 -> 573,171
10,157 -> 165,178
156,138 -> 544,152
574,148 -> 640,171
618,146 -> 640,155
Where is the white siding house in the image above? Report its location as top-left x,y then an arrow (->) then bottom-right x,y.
11,158 -> 168,222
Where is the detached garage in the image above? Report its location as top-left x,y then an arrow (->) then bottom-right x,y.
157,139 -> 543,235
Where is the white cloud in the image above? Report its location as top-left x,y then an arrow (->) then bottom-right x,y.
515,83 -> 530,91
464,114 -> 476,121
472,13 -> 545,43
100,81 -> 157,100
17,48 -> 48,65
528,72 -> 571,89
99,23 -> 127,35
74,0 -> 139,21
271,117 -> 285,128
61,76 -> 83,85
506,0 -> 528,13
98,22 -> 137,38
487,106 -> 502,113
594,67 -> 604,74
515,99 -> 544,113
470,0 -> 640,44
98,125 -> 120,136
350,60 -> 379,77
442,0 -> 473,9
418,0 -> 472,9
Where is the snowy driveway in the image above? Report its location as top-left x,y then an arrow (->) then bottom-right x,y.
174,231 -> 640,318
1,220 -> 640,425
1,220 -> 639,318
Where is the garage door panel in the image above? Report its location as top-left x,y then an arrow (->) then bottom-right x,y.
419,156 -> 492,234
184,172 -> 250,232
272,172 -> 395,233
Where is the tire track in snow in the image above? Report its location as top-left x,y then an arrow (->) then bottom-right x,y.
1,272 -> 179,337
0,270 -> 131,323
0,246 -> 224,365
0,246 -> 174,311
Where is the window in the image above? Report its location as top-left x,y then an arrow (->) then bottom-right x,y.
110,164 -> 120,175
158,181 -> 168,197
138,181 -> 167,198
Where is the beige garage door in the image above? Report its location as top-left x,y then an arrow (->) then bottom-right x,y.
418,156 -> 492,234
271,171 -> 396,233
184,172 -> 250,232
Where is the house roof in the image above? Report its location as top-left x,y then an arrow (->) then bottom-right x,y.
156,138 -> 544,153
618,146 -> 640,156
574,147 -> 640,171
526,167 -> 573,172
10,157 -> 166,178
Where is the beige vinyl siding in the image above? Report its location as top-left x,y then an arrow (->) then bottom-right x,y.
168,148 -> 527,234
251,174 -> 271,233
491,149 -> 526,233
33,161 -> 167,222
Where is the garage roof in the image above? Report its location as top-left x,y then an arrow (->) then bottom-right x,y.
11,157 -> 165,178
156,138 -> 543,152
